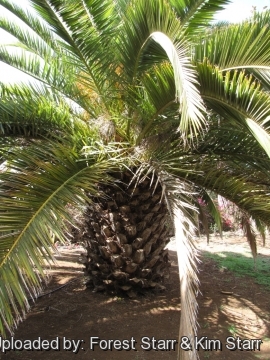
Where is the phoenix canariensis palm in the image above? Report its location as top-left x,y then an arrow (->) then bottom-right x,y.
1,1 -> 270,359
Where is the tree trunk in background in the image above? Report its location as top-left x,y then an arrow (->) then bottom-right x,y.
83,171 -> 172,297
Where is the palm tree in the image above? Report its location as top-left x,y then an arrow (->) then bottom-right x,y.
1,1 -> 270,359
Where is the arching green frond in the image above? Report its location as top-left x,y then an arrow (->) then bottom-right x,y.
197,61 -> 270,157
0,0 -> 57,46
246,118 -> 270,158
169,0 -> 230,34
195,167 -> 270,227
118,0 -> 180,85
32,0 -> 118,46
114,0 -> 131,15
0,47 -> 101,115
0,0 -> 120,104
151,32 -> 206,136
241,215 -> 257,259
251,69 -> 270,92
149,137 -> 270,229
0,17 -> 54,58
135,62 -> 178,142
30,0 -> 119,97
142,62 -> 176,112
0,82 -> 77,139
193,11 -> 270,71
196,119 -> 270,174
0,139 -> 119,336
200,189 -> 222,237
119,0 -> 206,138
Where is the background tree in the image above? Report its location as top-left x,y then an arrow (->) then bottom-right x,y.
1,1 -> 270,359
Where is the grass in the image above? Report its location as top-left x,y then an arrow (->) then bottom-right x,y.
203,251 -> 270,289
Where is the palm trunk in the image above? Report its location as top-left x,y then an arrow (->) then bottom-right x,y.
83,170 -> 172,296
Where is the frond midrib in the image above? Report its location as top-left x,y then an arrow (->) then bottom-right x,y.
202,94 -> 260,121
0,162 -> 90,269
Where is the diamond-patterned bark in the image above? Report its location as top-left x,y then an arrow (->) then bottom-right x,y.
83,171 -> 171,296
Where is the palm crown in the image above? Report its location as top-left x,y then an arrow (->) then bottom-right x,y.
1,1 -> 270,359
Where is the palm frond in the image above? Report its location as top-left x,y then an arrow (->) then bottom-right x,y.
0,0 -> 120,113
141,62 -> 176,113
150,136 -> 270,227
169,0 -> 231,34
0,0 -> 57,47
254,218 -> 267,247
0,17 -> 54,58
172,191 -> 199,360
134,62 -> 178,142
151,32 -> 206,137
245,118 -> 270,158
196,121 -> 270,176
193,11 -> 270,72
0,139 -> 119,336
0,82 -> 76,138
197,61 -> 270,157
119,0 -> 206,139
251,68 -> 270,92
30,0 -> 118,95
0,46 -> 101,115
197,168 -> 270,227
241,215 -> 257,260
132,157 -> 200,360
200,189 -> 222,238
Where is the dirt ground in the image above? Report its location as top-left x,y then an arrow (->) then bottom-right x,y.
1,234 -> 270,360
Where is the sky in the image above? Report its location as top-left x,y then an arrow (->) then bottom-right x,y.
214,0 -> 269,23
0,0 -> 269,83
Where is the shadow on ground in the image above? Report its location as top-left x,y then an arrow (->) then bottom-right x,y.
1,236 -> 270,360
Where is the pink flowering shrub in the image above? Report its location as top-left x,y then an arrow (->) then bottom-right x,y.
198,196 -> 240,233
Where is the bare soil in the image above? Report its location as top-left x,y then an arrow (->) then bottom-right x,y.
1,234 -> 270,360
